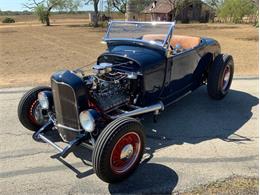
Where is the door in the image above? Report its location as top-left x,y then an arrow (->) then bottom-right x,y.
161,49 -> 200,105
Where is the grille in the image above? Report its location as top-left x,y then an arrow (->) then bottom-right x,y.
51,79 -> 80,130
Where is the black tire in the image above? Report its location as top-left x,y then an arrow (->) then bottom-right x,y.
92,117 -> 145,183
18,86 -> 51,131
207,54 -> 234,100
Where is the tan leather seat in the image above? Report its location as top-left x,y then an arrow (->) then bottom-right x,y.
142,34 -> 201,50
171,35 -> 201,49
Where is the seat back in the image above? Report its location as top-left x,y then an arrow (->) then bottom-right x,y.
170,35 -> 201,49
142,34 -> 201,50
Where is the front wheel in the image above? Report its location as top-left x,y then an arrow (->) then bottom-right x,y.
207,54 -> 234,100
92,117 -> 145,183
18,86 -> 51,131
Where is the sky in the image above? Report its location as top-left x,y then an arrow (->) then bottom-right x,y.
0,0 -> 93,11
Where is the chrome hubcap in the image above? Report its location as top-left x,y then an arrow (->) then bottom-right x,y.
110,132 -> 141,174
33,103 -> 46,125
120,144 -> 134,160
222,66 -> 231,91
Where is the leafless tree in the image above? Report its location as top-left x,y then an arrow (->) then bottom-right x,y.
85,0 -> 100,27
110,0 -> 127,14
24,0 -> 81,26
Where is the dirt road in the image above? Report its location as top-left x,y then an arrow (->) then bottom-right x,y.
0,22 -> 258,87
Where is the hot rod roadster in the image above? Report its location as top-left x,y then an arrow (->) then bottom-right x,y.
18,21 -> 234,183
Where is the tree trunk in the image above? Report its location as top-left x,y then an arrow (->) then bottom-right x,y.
45,14 -> 50,26
93,1 -> 99,27
45,7 -> 52,26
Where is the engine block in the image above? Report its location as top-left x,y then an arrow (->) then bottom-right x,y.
88,72 -> 131,112
93,89 -> 129,111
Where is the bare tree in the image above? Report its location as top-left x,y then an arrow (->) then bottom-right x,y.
24,0 -> 81,26
251,0 -> 259,7
110,0 -> 127,14
111,0 -> 152,15
166,0 -> 187,21
85,0 -> 100,27
205,0 -> 224,9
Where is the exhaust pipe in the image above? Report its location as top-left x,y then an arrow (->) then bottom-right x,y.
111,101 -> 164,119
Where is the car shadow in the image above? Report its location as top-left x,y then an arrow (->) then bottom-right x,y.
108,163 -> 178,194
142,88 -> 258,151
52,87 -> 258,193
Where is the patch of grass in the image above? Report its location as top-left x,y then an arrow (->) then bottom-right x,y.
179,176 -> 259,195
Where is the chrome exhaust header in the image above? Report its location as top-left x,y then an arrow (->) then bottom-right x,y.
111,101 -> 164,119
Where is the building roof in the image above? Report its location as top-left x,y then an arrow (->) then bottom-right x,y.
143,0 -> 214,14
143,0 -> 174,14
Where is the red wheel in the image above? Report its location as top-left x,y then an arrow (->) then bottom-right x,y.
92,117 -> 145,183
221,65 -> 231,91
110,132 -> 142,174
18,86 -> 51,131
207,54 -> 234,100
28,100 -> 45,126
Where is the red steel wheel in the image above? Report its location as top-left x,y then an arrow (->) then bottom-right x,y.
92,117 -> 145,183
28,99 -> 45,125
18,86 -> 51,131
207,54 -> 234,100
221,65 -> 231,91
110,132 -> 141,174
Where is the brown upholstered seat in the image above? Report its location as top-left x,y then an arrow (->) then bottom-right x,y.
142,34 -> 201,50
170,35 -> 201,49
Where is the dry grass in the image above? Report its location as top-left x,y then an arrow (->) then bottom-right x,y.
180,176 -> 259,195
0,18 -> 258,88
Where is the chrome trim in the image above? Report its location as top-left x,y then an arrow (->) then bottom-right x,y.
110,101 -> 164,119
109,20 -> 176,24
103,20 -> 176,48
38,134 -> 63,152
167,91 -> 192,107
163,21 -> 176,47
56,124 -> 83,132
172,91 -> 192,104
80,142 -> 94,151
51,79 -> 81,130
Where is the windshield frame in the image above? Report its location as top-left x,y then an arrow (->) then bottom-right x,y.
103,20 -> 176,49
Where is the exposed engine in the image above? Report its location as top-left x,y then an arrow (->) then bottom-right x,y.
83,63 -> 138,112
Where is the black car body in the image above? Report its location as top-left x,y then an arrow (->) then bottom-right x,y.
18,21 -> 234,183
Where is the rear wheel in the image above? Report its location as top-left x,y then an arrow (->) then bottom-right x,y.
207,54 -> 234,100
92,117 -> 145,183
18,86 -> 51,131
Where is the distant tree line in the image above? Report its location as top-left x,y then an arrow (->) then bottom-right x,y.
17,0 -> 154,27
206,0 -> 258,24
1,0 -> 257,26
0,10 -> 33,16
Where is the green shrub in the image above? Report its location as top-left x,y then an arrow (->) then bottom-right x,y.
2,17 -> 15,23
86,21 -> 108,28
34,4 -> 47,24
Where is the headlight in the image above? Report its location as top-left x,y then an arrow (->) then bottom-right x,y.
79,110 -> 97,133
38,92 -> 49,109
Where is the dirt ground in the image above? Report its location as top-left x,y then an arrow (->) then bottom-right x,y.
0,19 -> 258,88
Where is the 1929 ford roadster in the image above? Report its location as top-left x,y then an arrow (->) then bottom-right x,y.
18,21 -> 234,183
